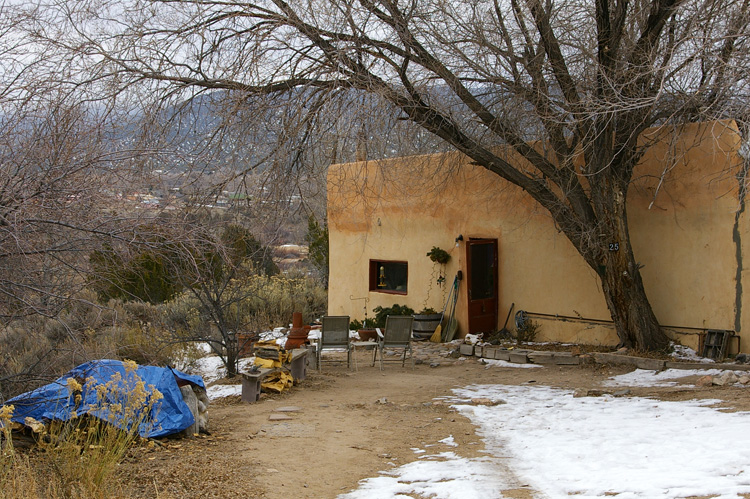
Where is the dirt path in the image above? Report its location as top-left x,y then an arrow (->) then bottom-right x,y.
118,352 -> 750,498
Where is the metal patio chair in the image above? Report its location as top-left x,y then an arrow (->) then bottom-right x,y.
373,315 -> 415,370
317,316 -> 351,369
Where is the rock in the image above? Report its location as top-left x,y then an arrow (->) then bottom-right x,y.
429,362 -> 441,368
414,358 -> 424,365
573,388 -> 606,397
180,385 -> 200,437
470,398 -> 505,406
736,353 -> 749,364
739,375 -> 750,385
714,372 -> 738,386
696,375 -> 714,387
613,389 -> 631,397
194,386 -> 210,434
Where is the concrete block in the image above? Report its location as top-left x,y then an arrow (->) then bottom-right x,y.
593,352 -> 664,371
493,349 -> 511,361
482,346 -> 498,360
240,373 -> 264,403
634,357 -> 666,371
508,351 -> 528,364
305,344 -> 317,370
289,349 -> 308,382
527,351 -> 555,364
459,343 -> 475,356
553,353 -> 580,365
593,352 -> 638,367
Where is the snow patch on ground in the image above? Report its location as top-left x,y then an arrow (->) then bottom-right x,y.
449,384 -> 750,498
206,384 -> 242,400
481,359 -> 543,369
343,383 -> 750,498
338,452 -> 515,499
671,344 -> 715,363
604,368 -> 727,387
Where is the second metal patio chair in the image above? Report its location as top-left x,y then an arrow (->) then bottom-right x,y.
373,315 -> 415,370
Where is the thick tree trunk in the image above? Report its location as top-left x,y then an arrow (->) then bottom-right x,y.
590,184 -> 670,351
225,343 -> 238,378
600,247 -> 669,351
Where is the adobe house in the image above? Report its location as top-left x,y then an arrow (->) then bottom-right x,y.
326,121 -> 749,354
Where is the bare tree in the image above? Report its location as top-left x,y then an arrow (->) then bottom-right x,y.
16,0 -> 750,350
0,5 -> 210,396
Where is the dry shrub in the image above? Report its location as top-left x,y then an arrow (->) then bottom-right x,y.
0,296 -> 185,403
1,361 -> 160,498
163,272 -> 327,337
516,320 -> 541,343
1,405 -> 42,498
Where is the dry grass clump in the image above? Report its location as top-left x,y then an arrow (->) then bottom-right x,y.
1,361 -> 162,498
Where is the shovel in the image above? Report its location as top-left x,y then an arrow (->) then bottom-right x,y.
498,302 -> 515,338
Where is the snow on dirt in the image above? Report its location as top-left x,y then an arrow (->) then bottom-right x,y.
186,341 -> 750,499
342,381 -> 750,498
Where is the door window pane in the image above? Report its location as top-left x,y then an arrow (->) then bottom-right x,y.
469,244 -> 494,300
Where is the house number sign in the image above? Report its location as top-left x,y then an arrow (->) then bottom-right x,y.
609,242 -> 620,251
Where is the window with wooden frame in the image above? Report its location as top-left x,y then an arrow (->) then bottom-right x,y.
369,260 -> 408,294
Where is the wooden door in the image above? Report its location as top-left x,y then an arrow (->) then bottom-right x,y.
466,239 -> 498,334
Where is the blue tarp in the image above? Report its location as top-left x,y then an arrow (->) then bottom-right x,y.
3,360 -> 205,438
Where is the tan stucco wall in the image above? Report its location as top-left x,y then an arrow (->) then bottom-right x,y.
327,121 -> 747,352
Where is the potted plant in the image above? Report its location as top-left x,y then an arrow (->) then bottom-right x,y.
372,304 -> 415,329
351,319 -> 378,342
426,246 -> 451,265
412,307 -> 442,341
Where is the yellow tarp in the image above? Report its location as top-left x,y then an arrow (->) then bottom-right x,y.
261,370 -> 294,393
253,357 -> 281,369
253,341 -> 292,364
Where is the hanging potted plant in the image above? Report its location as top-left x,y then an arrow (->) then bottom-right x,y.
426,246 -> 451,265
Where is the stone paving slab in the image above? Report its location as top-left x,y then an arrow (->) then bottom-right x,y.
268,413 -> 294,421
257,422 -> 311,437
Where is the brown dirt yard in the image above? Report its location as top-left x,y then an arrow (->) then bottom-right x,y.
117,349 -> 750,499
